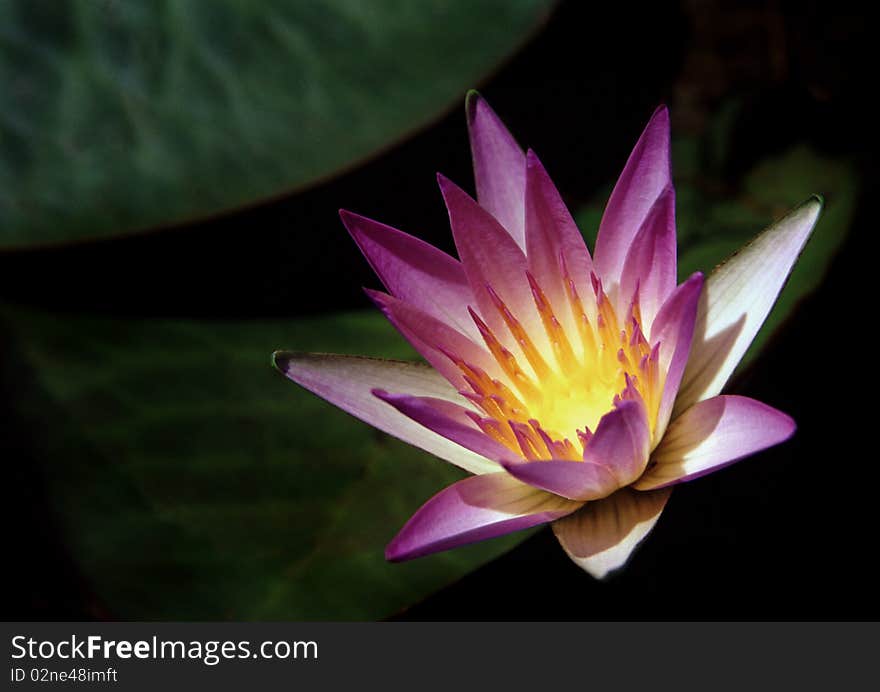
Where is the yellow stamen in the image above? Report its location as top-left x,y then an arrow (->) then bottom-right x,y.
526,271 -> 579,374
485,285 -> 552,381
453,270 -> 663,461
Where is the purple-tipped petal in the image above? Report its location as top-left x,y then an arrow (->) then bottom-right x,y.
366,289 -> 502,390
649,272 -> 703,441
466,91 -> 527,249
386,472 -> 582,561
501,459 -> 619,501
373,390 -> 515,464
635,395 -> 795,490
552,487 -> 671,578
582,398 -> 651,486
273,352 -> 497,475
340,210 -> 478,338
524,149 -> 594,332
674,197 -> 822,416
593,106 -> 671,291
619,185 -> 677,325
439,174 -> 546,361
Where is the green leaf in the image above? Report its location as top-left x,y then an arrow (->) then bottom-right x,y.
1,308 -> 529,619
576,144 -> 857,371
0,0 -> 552,250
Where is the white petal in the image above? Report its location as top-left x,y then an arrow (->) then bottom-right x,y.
274,352 -> 497,475
674,197 -> 822,415
635,395 -> 795,490
552,487 -> 671,579
387,472 -> 581,561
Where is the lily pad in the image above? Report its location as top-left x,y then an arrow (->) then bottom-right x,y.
0,0 -> 552,250
1,308 -> 529,619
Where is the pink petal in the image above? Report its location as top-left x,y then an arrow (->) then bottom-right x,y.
552,487 -> 671,578
593,106 -> 671,292
619,185 -> 677,325
524,149 -> 594,333
340,210 -> 477,338
649,273 -> 704,441
372,390 -> 515,464
273,352 -> 498,475
635,395 -> 795,490
466,91 -> 527,249
582,398 -> 651,487
438,174 -> 546,363
386,472 -> 582,561
366,289 -> 502,390
674,197 -> 823,415
500,459 -> 618,501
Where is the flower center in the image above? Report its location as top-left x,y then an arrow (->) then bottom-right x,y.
447,264 -> 662,462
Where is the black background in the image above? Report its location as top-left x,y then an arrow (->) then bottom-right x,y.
4,0 -> 878,620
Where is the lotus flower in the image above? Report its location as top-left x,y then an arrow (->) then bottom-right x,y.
274,92 -> 821,578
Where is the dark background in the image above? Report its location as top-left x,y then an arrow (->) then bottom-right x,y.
5,0 -> 878,619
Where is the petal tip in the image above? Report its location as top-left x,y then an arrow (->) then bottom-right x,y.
384,537 -> 407,563
465,89 -> 501,131
794,195 -> 824,227
271,350 -> 292,374
652,103 -> 670,121
790,195 -> 823,229
465,89 -> 482,117
436,173 -> 472,204
645,105 -> 670,136
337,208 -> 363,231
802,195 -> 824,225
362,286 -> 386,304
780,412 -> 797,440
685,270 -> 705,287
